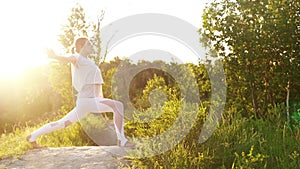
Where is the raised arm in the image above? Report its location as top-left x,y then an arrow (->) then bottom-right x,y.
46,48 -> 76,65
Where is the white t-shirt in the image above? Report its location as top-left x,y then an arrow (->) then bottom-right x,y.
77,84 -> 103,98
71,54 -> 104,94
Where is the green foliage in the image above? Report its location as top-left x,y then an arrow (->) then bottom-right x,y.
100,57 -> 122,98
90,10 -> 106,65
0,66 -> 63,133
1,2 -> 300,169
2,99 -> 299,168
232,146 -> 268,169
0,126 -> 34,159
137,74 -> 169,110
200,0 -> 300,116
127,104 -> 299,169
126,99 -> 181,138
58,3 -> 89,53
48,62 -> 74,113
289,103 -> 300,130
112,60 -> 207,113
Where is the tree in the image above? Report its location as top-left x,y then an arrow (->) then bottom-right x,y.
200,0 -> 300,117
90,10 -> 106,65
49,3 -> 91,113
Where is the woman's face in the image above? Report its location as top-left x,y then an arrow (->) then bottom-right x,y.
80,40 -> 94,56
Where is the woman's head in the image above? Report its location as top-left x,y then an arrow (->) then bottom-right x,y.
72,37 -> 93,56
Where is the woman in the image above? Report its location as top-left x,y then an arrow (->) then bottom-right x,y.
26,37 -> 135,148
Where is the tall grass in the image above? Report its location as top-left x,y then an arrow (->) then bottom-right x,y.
1,103 -> 299,168
0,125 -> 32,159
125,102 -> 300,168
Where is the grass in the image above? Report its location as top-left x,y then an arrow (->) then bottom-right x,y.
125,104 -> 300,169
0,104 -> 299,168
0,125 -> 33,159
126,118 -> 299,168
0,116 -> 96,159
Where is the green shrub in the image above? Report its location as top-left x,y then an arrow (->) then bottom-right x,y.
0,125 -> 33,159
232,146 -> 268,169
126,103 -> 300,169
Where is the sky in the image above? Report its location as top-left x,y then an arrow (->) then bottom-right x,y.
0,0 -> 209,78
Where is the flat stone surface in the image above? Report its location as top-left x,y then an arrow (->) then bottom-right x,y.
0,146 -> 132,169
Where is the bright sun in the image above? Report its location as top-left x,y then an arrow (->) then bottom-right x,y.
0,0 -> 74,79
0,43 -> 48,78
0,29 -> 55,79
0,0 -> 205,79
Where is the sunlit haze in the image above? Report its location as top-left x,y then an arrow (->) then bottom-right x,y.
0,0 -> 207,78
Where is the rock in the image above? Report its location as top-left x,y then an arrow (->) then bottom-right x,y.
0,146 -> 132,169
81,116 -> 118,146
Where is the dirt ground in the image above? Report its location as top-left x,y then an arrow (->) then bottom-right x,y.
0,146 -> 132,169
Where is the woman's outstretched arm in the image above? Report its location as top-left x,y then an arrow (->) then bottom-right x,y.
46,48 -> 76,65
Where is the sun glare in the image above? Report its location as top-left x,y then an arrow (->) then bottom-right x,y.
0,0 -> 75,79
0,0 -> 206,79
0,45 -> 48,78
0,26 -> 56,79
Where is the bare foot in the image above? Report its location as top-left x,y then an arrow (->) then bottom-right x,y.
26,135 -> 47,149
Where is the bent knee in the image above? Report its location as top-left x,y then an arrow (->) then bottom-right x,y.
115,100 -> 124,108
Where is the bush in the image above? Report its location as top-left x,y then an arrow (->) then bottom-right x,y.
126,104 -> 300,169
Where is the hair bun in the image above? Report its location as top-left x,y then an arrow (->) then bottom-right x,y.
71,47 -> 76,54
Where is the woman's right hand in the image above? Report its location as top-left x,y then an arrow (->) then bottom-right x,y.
46,48 -> 57,59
